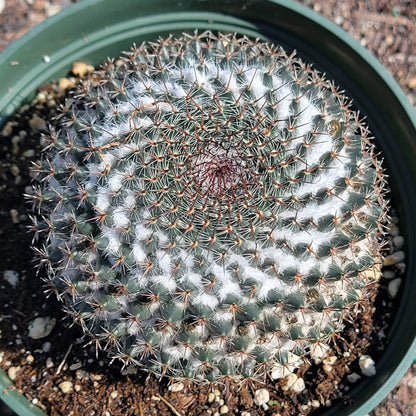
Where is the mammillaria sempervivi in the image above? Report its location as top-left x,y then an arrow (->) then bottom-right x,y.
29,31 -> 388,382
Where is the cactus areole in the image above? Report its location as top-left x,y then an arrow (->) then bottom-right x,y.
30,32 -> 388,382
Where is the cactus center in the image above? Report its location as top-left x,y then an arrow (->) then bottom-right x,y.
191,145 -> 248,196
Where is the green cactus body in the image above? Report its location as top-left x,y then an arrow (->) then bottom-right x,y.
31,31 -> 387,381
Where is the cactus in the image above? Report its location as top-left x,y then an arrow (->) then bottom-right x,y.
29,31 -> 388,382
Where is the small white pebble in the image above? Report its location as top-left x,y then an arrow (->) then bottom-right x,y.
311,400 -> 320,408
359,355 -> 376,377
323,364 -> 333,372
45,3 -> 61,16
28,317 -> 56,339
121,366 -> 137,375
110,391 -> 118,399
240,412 -> 251,416
76,370 -> 89,380
23,149 -> 36,158
1,121 -> 14,136
74,384 -> 82,392
36,92 -> 46,101
58,77 -> 76,91
28,114 -> 48,132
385,35 -> 395,46
383,251 -> 405,266
46,357 -> 54,368
291,377 -> 305,393
10,164 -> 20,176
254,388 -> 270,406
10,209 -> 20,224
393,236 -> 404,250
7,366 -> 21,381
42,342 -> 52,353
282,373 -> 298,391
220,405 -> 229,414
43,55 -> 51,63
208,392 -> 216,403
3,270 -> 19,286
347,372 -> 361,383
408,376 -> 416,390
11,135 -> 21,146
383,270 -> 396,280
388,278 -> 402,298
72,61 -> 95,77
59,381 -> 73,393
323,355 -> 337,365
397,262 -> 406,274
26,354 -> 34,364
69,362 -> 83,371
169,382 -> 185,392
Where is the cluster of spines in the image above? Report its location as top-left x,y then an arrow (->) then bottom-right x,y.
28,31 -> 388,382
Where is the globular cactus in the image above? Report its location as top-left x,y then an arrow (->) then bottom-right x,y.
29,31 -> 388,382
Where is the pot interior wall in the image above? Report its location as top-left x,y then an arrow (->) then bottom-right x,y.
1,1 -> 416,415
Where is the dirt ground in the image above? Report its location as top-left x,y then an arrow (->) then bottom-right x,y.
0,1 -> 415,416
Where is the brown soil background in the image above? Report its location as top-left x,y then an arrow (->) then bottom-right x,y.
0,1 -> 415,415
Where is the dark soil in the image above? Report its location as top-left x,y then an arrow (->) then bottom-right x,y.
1,1 -> 416,416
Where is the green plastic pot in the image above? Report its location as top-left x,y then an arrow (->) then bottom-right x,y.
1,1 -> 415,415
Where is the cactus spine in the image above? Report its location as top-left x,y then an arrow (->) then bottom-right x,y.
30,31 -> 388,382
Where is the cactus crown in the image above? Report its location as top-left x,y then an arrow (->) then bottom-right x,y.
30,31 -> 388,382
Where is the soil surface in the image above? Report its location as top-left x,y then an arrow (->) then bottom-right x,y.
0,1 -> 416,416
